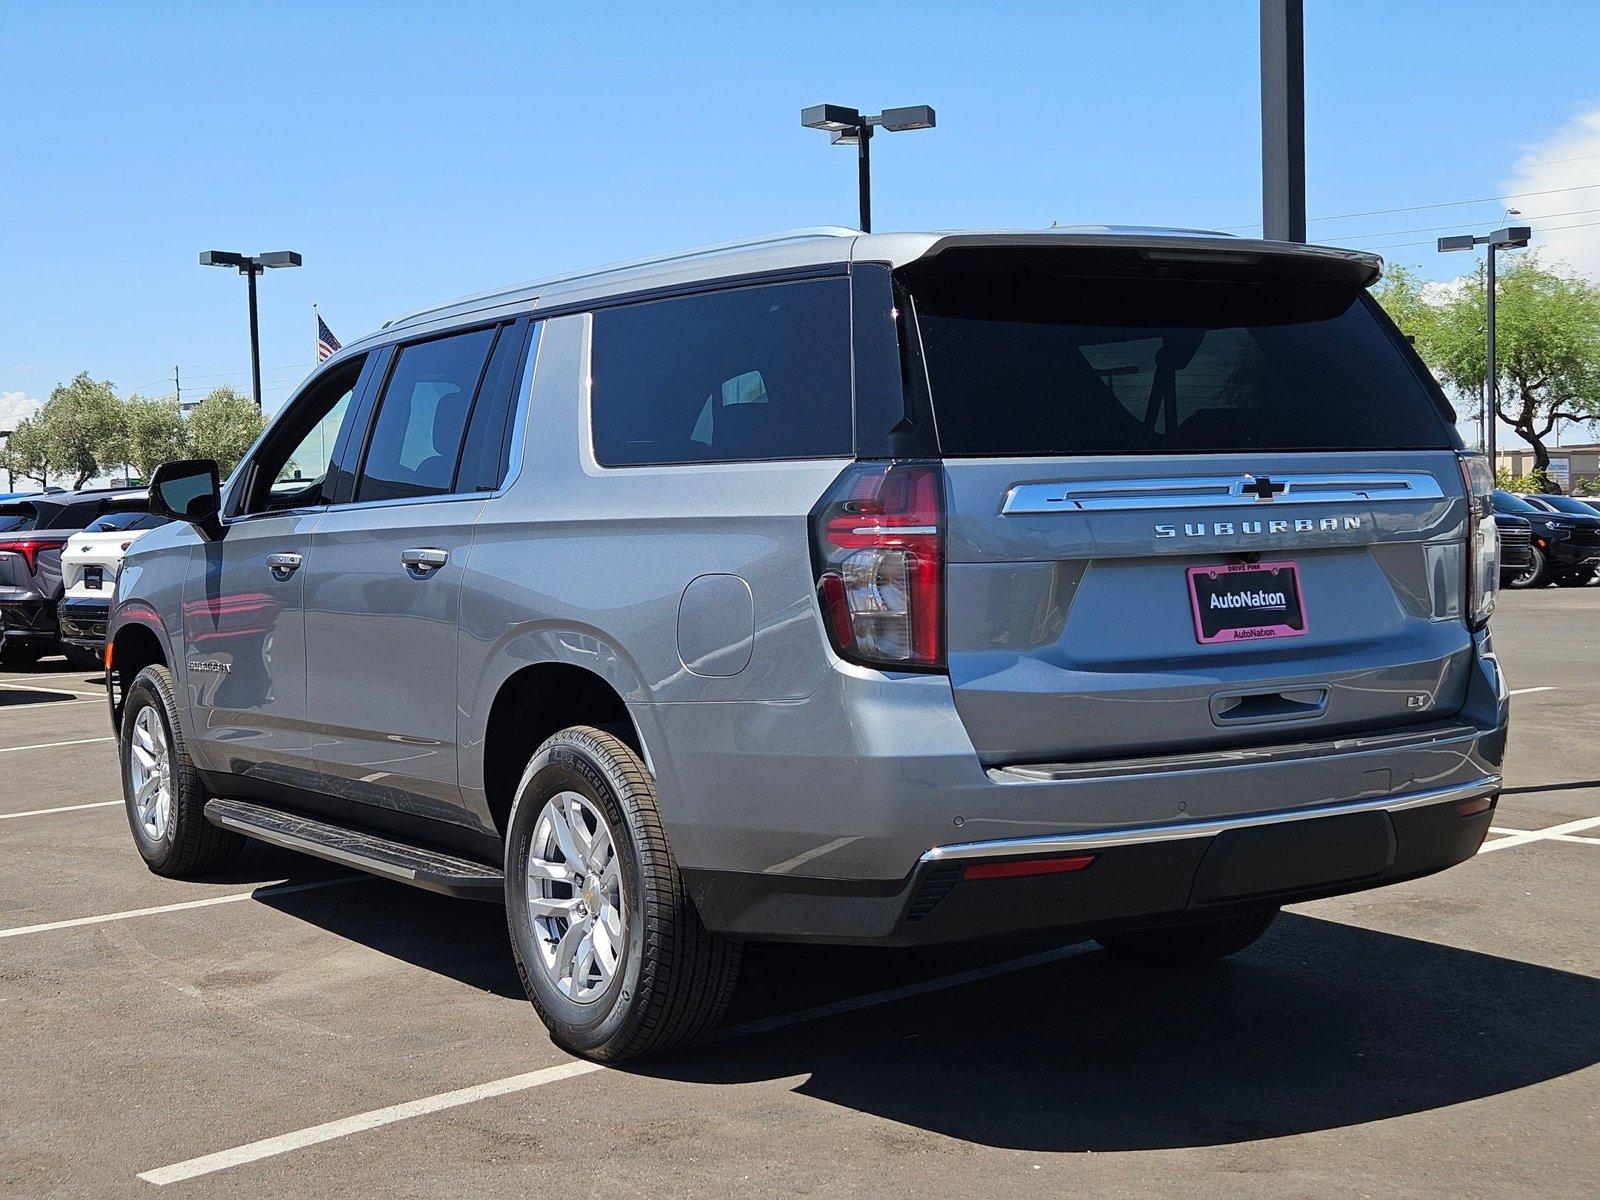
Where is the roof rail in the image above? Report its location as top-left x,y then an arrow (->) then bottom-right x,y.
383,226 -> 860,329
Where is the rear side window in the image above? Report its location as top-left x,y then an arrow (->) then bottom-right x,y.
590,277 -> 853,466
357,328 -> 496,502
908,264 -> 1455,456
455,322 -> 534,493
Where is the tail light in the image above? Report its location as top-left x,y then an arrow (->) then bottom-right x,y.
1459,453 -> 1497,629
810,460 -> 945,670
0,537 -> 63,573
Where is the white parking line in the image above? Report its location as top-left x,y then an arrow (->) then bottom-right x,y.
2,697 -> 104,711
0,876 -> 365,940
0,737 -> 114,755
137,942 -> 1093,1186
1509,686 -> 1557,696
1479,814 -> 1600,852
0,800 -> 121,820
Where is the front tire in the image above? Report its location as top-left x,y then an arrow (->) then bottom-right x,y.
1504,546 -> 1548,588
1095,907 -> 1279,965
120,664 -> 245,877
505,726 -> 740,1062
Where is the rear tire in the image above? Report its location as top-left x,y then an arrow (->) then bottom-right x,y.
1095,907 -> 1279,965
505,726 -> 740,1062
119,664 -> 245,877
1504,546 -> 1548,589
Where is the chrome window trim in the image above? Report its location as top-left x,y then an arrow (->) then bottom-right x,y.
920,775 -> 1500,862
1001,472 -> 1448,515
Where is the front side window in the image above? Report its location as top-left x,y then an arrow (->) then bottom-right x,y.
242,357 -> 366,515
590,277 -> 853,466
356,328 -> 496,502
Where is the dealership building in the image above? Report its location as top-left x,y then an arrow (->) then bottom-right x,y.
1497,443 -> 1600,492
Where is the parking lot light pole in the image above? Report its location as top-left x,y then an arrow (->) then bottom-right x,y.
199,250 -> 303,408
1438,226 -> 1532,470
800,104 -> 936,233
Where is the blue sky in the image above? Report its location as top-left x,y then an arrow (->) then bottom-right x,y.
4,0 -> 1600,423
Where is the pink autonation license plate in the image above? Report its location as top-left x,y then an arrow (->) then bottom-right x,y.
1187,561 -> 1308,645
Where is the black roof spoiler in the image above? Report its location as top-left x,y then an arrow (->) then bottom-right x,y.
907,233 -> 1383,288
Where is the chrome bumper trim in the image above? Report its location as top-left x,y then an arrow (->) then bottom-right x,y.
920,775 -> 1501,863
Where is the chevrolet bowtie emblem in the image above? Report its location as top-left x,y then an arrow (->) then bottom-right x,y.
1241,475 -> 1287,500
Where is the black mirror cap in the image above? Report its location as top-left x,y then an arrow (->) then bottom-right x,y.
148,458 -> 224,541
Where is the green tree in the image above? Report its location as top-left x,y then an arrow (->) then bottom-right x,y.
106,395 -> 189,482
1,419 -> 52,487
1376,254 -> 1600,486
186,386 -> 265,474
36,372 -> 126,487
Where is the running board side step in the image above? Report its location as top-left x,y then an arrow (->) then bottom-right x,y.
204,798 -> 504,901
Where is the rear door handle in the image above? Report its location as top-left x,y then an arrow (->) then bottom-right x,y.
401,547 -> 449,576
266,551 -> 303,580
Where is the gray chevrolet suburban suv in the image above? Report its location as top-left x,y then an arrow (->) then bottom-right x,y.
107,227 -> 1508,1061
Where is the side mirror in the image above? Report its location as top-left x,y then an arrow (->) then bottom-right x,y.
148,459 -> 224,541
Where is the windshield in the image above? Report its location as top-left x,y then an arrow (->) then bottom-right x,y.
906,264 -> 1455,457
1494,490 -> 1542,514
1534,494 -> 1598,516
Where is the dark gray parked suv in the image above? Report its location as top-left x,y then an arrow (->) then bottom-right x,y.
1,488 -> 145,668
106,227 -> 1509,1061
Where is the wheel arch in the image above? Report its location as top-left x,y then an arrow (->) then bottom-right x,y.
108,617 -> 170,728
476,648 -> 658,840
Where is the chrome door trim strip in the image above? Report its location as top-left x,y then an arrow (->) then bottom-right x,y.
919,775 -> 1500,862
1001,472 -> 1447,515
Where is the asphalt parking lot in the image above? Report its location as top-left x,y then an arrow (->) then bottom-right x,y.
2,590 -> 1597,1200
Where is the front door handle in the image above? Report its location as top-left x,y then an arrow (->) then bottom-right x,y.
266,551 -> 303,581
401,547 -> 449,576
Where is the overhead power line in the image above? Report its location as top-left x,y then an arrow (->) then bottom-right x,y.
1224,180 -> 1600,232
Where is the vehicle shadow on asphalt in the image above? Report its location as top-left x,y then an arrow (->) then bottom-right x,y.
640,912 -> 1600,1151
249,875 -> 1600,1151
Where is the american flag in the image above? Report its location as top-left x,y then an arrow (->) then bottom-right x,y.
316,312 -> 342,362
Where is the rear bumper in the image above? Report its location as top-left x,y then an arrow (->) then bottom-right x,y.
659,629 -> 1508,943
0,598 -> 57,642
57,597 -> 110,650
686,777 -> 1498,945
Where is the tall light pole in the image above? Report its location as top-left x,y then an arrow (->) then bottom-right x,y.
1260,0 -> 1306,242
1438,225 -> 1532,471
199,250 -> 303,408
800,104 -> 936,233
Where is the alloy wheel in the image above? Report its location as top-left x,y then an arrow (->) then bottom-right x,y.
128,705 -> 173,842
525,791 -> 625,1003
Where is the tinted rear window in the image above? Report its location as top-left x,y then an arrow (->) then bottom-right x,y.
908,266 -> 1454,456
590,277 -> 853,466
40,501 -> 104,530
86,510 -> 163,532
0,508 -> 34,533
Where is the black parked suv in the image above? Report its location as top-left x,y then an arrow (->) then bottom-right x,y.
0,489 -> 145,667
1492,490 -> 1600,587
